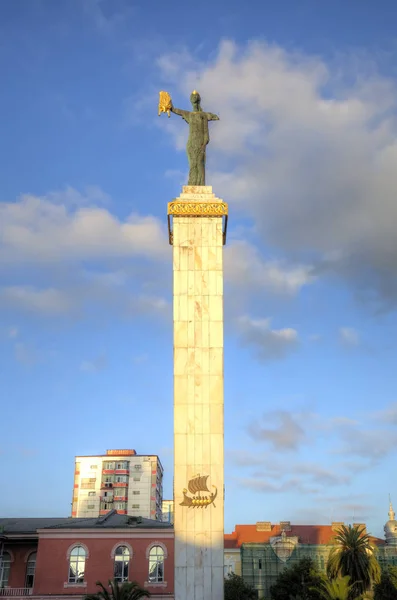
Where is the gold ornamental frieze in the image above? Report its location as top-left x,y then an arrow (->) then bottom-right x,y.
167,200 -> 228,245
168,201 -> 228,216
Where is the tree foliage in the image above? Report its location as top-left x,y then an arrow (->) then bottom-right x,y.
317,575 -> 354,600
270,557 -> 323,600
85,580 -> 150,600
224,573 -> 257,600
374,566 -> 397,600
327,525 -> 381,597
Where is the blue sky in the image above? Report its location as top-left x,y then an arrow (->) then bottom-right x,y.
1,0 -> 397,539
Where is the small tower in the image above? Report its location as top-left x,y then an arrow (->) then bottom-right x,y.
384,497 -> 397,545
389,498 -> 395,521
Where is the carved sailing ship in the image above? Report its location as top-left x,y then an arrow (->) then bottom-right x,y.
180,474 -> 217,508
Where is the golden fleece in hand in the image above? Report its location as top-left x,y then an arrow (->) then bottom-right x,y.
158,90 -> 172,117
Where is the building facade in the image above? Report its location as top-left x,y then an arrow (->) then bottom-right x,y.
0,511 -> 173,600
225,521 -> 385,600
72,449 -> 163,520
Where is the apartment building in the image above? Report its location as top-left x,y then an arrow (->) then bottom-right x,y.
72,449 -> 163,520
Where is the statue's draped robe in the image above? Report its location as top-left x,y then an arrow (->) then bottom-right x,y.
172,108 -> 217,186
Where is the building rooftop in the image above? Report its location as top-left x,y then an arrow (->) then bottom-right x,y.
0,511 -> 173,536
224,523 -> 384,548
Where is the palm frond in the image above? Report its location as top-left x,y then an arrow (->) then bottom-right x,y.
84,580 -> 150,600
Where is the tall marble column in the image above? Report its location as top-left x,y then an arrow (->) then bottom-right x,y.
169,185 -> 228,600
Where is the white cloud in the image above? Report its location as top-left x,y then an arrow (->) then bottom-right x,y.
82,0 -> 133,34
0,286 -> 77,316
248,410 -> 306,450
225,240 -> 314,295
0,187 -> 168,265
157,40 -> 397,306
237,314 -> 299,360
375,402 -> 397,425
339,326 -> 360,346
339,428 -> 397,461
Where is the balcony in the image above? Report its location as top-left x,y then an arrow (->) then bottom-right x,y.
0,589 -> 33,597
102,469 -> 115,474
113,482 -> 128,488
114,469 -> 129,475
101,482 -> 113,489
114,496 -> 127,502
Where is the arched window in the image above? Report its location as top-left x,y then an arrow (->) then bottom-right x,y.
148,546 -> 164,583
0,552 -> 11,589
25,552 -> 37,588
68,546 -> 86,584
114,546 -> 130,583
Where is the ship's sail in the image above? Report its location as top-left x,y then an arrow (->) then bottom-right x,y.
188,475 -> 210,495
180,490 -> 193,507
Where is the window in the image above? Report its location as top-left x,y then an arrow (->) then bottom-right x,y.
103,461 -> 115,470
115,502 -> 127,510
87,504 -> 95,509
25,552 -> 37,588
90,465 -> 97,469
114,546 -> 130,583
68,546 -> 86,583
133,491 -> 140,495
88,491 -> 96,496
224,563 -> 234,577
148,546 -> 164,583
116,461 -> 129,469
132,504 -> 140,509
115,475 -> 128,483
0,552 -> 11,589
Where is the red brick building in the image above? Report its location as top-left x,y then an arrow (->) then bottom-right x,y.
0,511 -> 174,600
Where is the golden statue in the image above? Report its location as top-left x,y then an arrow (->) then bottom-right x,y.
158,91 -> 172,118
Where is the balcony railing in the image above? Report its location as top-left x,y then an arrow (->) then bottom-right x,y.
0,588 -> 33,596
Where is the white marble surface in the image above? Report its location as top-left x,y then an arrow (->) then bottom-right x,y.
173,186 -> 224,600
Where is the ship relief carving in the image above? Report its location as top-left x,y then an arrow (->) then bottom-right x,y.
180,474 -> 217,508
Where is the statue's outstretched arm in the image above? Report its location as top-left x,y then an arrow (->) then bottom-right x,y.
171,106 -> 190,122
207,112 -> 219,121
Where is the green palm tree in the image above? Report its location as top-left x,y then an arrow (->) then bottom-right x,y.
327,524 -> 381,597
85,579 -> 150,600
317,575 -> 354,600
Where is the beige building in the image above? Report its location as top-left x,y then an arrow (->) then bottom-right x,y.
161,499 -> 174,523
71,449 -> 163,520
